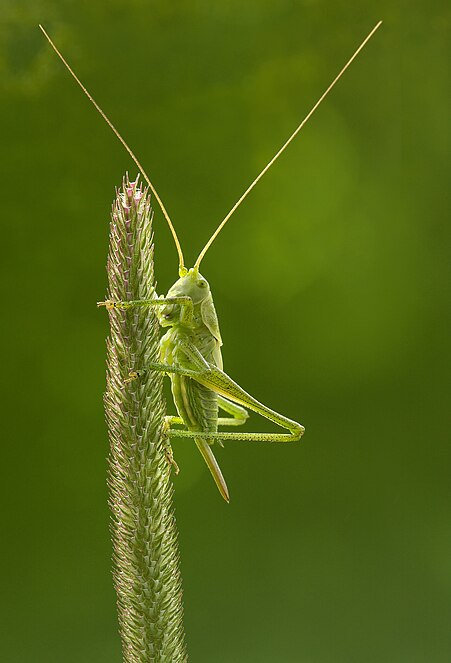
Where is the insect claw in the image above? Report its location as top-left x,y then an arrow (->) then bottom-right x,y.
164,444 -> 180,475
169,454 -> 180,475
97,299 -> 116,310
124,371 -> 139,384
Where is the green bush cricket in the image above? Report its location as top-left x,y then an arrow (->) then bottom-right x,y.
41,22 -> 381,501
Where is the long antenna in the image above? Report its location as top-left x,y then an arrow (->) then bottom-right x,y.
39,24 -> 186,272
194,20 -> 382,270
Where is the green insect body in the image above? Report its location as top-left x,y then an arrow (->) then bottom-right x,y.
157,266 -> 304,502
41,22 -> 381,500
113,266 -> 304,501
159,270 -> 227,498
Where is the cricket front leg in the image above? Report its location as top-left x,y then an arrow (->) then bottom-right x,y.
97,295 -> 194,324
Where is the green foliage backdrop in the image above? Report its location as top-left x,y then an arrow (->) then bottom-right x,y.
1,1 -> 450,661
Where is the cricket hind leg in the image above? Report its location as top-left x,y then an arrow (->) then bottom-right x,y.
167,369 -> 304,444
192,364 -> 305,443
127,360 -> 304,442
126,360 -> 302,501
176,341 -> 304,442
127,374 -> 248,429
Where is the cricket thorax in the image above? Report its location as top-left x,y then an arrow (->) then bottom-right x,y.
160,322 -> 218,368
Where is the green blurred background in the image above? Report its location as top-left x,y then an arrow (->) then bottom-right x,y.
2,1 -> 450,661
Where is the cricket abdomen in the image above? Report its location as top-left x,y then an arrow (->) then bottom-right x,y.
172,374 -> 218,435
160,325 -> 219,435
160,316 -> 229,501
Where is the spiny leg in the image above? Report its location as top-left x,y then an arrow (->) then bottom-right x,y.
97,296 -> 194,325
168,430 -> 298,443
176,345 -> 304,441
135,360 -> 304,443
125,363 -> 200,383
98,296 -> 186,309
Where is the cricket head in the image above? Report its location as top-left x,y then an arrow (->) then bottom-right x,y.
167,267 -> 222,344
167,267 -> 210,304
160,267 -> 214,329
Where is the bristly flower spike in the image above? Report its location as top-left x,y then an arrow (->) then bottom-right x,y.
105,175 -> 187,661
